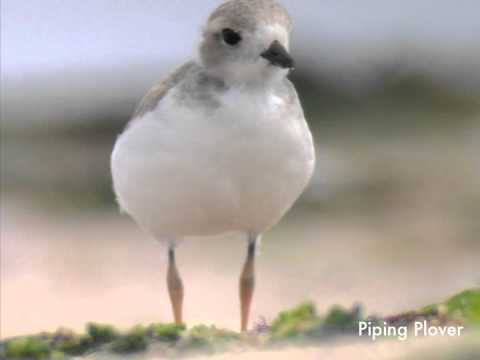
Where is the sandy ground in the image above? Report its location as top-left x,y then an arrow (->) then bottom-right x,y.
1,196 -> 479,359
82,336 -> 474,360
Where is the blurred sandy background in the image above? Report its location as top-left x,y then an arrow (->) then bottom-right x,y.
1,0 -> 480,359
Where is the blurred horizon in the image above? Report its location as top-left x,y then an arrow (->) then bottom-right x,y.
2,0 -> 480,213
3,0 -> 480,134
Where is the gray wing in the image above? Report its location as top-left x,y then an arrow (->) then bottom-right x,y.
131,61 -> 196,120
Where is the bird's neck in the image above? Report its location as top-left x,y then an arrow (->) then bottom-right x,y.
201,63 -> 287,91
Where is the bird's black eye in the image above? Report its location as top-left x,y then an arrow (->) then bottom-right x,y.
221,28 -> 242,46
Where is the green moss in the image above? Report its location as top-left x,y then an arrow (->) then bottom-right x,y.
420,303 -> 437,314
149,322 -> 186,341
55,334 -> 92,356
181,325 -> 211,350
4,336 -> 50,359
322,305 -> 362,332
110,326 -> 148,354
271,302 -> 317,330
269,302 -> 363,341
445,289 -> 480,325
86,322 -> 118,344
420,288 -> 480,326
273,302 -> 317,326
269,302 -> 320,340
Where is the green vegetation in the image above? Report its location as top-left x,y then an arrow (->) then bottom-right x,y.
148,322 -> 185,341
4,337 -> 50,359
269,301 -> 319,339
1,288 -> 479,359
420,288 -> 480,326
86,323 -> 118,345
110,326 -> 147,354
53,333 -> 91,356
269,302 -> 362,341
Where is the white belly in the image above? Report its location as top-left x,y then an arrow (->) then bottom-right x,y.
111,87 -> 315,239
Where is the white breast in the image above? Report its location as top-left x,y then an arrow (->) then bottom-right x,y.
111,85 -> 315,240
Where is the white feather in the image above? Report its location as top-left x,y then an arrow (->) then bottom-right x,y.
111,82 -> 314,241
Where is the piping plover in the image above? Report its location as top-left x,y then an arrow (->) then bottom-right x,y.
111,0 -> 315,332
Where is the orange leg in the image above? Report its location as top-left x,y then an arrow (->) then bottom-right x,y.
239,237 -> 257,332
167,247 -> 184,324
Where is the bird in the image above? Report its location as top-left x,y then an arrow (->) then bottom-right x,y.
110,0 -> 315,332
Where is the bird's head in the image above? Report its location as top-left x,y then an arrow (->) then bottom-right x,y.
199,0 -> 294,86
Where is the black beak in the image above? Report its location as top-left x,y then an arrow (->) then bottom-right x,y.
261,40 -> 295,69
